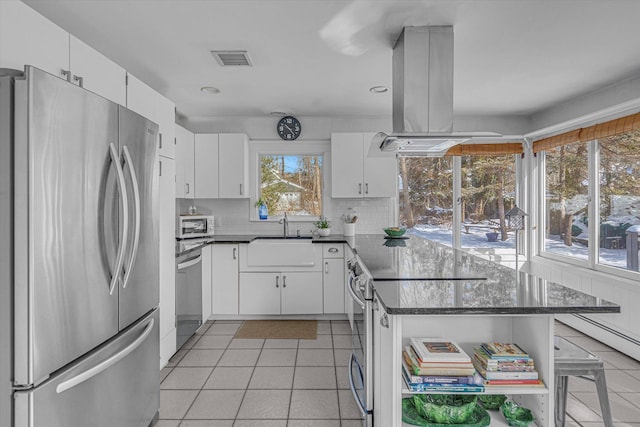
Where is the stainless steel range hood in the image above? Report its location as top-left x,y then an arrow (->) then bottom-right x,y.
374,26 -> 523,156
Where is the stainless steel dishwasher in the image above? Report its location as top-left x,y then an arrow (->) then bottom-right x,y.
175,248 -> 203,350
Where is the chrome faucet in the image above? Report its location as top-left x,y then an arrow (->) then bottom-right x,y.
279,212 -> 289,237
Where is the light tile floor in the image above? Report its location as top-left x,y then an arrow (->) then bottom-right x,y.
555,321 -> 640,427
155,319 -> 640,426
155,320 -> 362,427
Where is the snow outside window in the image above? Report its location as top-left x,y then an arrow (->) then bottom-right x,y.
543,141 -> 590,262
597,131 -> 640,271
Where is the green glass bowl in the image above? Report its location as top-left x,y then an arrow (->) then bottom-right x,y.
413,394 -> 478,424
500,401 -> 534,426
383,227 -> 407,237
478,394 -> 507,410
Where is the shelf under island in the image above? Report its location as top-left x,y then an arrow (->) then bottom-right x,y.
351,237 -> 620,427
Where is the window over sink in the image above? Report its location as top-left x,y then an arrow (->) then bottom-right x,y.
259,154 -> 324,217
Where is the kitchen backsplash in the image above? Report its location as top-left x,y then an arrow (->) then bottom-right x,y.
176,198 -> 397,235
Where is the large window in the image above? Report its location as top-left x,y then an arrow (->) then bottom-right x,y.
399,157 -> 454,246
538,115 -> 640,275
598,131 -> 640,269
461,154 -> 516,250
259,154 -> 323,217
543,141 -> 589,260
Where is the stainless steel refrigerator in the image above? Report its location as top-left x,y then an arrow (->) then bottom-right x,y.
1,66 -> 160,427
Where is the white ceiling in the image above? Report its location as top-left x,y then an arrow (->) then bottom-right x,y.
23,0 -> 640,121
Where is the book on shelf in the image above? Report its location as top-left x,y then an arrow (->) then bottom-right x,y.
404,348 -> 476,376
402,371 -> 485,393
472,361 -> 539,380
407,346 -> 474,368
483,379 -> 545,386
401,359 -> 483,385
472,353 -> 536,373
474,346 -> 534,367
480,342 -> 530,359
409,337 -> 471,363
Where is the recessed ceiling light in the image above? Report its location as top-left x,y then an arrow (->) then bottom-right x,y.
369,86 -> 388,94
200,86 -> 220,94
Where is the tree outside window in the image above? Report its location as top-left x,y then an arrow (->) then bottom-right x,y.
259,155 -> 323,217
544,141 -> 589,260
598,131 -> 640,270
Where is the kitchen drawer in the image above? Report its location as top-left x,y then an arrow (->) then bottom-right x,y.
322,243 -> 344,259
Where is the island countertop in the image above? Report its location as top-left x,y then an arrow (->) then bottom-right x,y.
350,234 -> 621,315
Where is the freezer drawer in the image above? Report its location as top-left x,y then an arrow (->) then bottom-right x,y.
14,309 -> 159,427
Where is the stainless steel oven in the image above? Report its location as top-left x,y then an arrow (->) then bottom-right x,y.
175,248 -> 203,350
347,257 -> 373,427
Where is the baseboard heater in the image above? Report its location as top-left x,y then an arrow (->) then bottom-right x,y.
573,314 -> 640,347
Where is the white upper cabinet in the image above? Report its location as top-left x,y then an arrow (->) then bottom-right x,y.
126,73 -> 156,121
194,134 -> 219,199
175,125 -> 195,199
331,132 -> 397,198
154,94 -> 176,159
0,0 -> 69,79
69,35 -> 126,105
176,133 -> 248,200
218,134 -> 249,198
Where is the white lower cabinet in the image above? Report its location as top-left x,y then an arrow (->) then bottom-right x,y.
201,245 -> 212,323
322,243 -> 345,314
211,245 -> 239,315
239,272 -> 323,315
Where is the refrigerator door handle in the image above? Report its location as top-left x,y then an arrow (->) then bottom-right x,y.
121,145 -> 140,289
109,143 -> 128,295
55,318 -> 155,394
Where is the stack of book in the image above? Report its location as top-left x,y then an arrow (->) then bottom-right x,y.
472,343 -> 545,388
402,338 -> 484,392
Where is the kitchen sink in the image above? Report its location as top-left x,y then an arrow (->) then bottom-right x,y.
246,238 -> 318,267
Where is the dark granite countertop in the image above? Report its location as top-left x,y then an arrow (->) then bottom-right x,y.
347,234 -> 491,280
176,234 -> 349,257
372,277 -> 620,315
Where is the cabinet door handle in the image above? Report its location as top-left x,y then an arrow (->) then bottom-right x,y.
282,275 -> 286,288
73,75 -> 84,87
159,133 -> 163,149
60,69 -> 71,82
159,160 -> 162,176
325,262 -> 329,274
358,183 -> 362,195
186,183 -> 190,194
233,247 -> 237,260
276,276 -> 279,288
328,247 -> 339,253
365,183 -> 369,194
239,183 -> 243,195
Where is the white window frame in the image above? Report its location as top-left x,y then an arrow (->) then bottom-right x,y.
249,140 -> 330,222
537,139 -> 640,281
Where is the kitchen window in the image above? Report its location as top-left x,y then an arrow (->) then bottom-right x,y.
536,112 -> 640,276
258,154 -> 324,217
399,156 -> 454,247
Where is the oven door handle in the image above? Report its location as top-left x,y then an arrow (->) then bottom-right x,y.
178,255 -> 202,270
348,271 -> 366,309
348,352 -> 370,418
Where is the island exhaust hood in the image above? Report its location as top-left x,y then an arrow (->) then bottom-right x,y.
374,26 -> 523,156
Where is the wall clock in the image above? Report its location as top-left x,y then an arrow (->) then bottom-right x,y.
277,116 -> 301,140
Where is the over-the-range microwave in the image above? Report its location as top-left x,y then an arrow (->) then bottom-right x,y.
177,215 -> 215,239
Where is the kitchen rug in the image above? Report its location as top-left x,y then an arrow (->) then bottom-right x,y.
234,320 -> 317,339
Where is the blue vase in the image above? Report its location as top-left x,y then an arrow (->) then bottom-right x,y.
258,204 -> 268,220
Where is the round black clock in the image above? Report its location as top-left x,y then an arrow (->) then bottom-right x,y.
277,116 -> 301,140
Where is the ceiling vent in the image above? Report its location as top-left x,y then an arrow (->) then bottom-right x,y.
210,50 -> 253,67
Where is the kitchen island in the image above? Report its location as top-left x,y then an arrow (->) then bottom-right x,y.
346,235 -> 619,427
